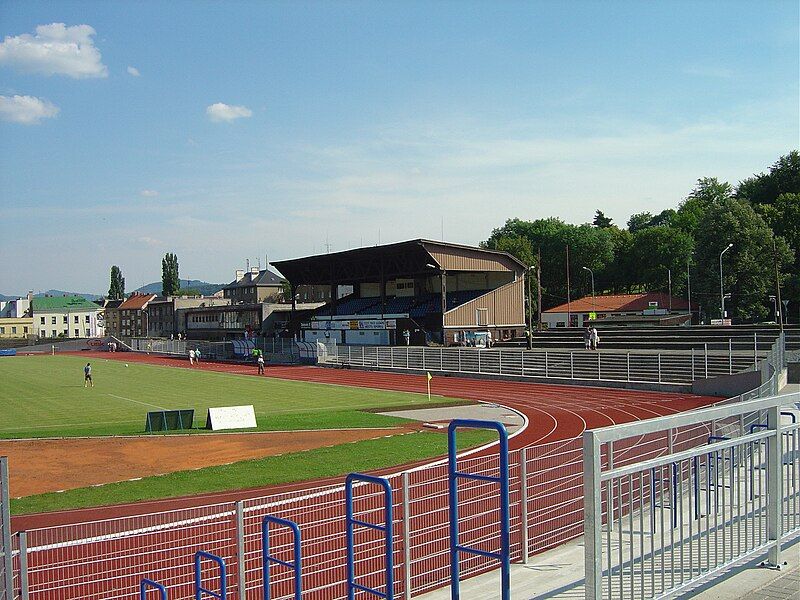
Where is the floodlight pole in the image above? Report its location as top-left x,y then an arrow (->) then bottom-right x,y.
527,266 -> 534,349
719,243 -> 733,319
582,267 -> 595,311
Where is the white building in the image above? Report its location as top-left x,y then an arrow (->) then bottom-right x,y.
32,296 -> 105,339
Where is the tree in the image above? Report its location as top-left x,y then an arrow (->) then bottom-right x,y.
628,226 -> 693,295
627,212 -> 653,233
593,210 -> 613,228
692,198 -> 792,322
673,177 -> 733,236
161,253 -> 180,297
487,235 -> 535,267
736,150 -> 800,206
108,266 -> 125,300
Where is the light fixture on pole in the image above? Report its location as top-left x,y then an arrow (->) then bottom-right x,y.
719,243 -> 733,319
769,295 -> 778,323
582,266 -> 595,312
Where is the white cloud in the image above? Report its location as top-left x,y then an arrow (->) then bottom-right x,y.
0,95 -> 59,124
140,189 -> 158,197
127,66 -> 140,77
136,236 -> 163,247
0,23 -> 107,79
206,102 -> 253,123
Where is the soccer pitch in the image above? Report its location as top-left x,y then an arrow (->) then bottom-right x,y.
0,354 -> 468,438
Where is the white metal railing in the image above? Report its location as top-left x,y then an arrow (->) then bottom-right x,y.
323,344 -> 762,385
1,457 -> 12,600
583,391 -> 799,600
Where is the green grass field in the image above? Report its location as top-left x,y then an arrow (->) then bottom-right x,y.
2,355 -> 490,513
0,355 -> 471,438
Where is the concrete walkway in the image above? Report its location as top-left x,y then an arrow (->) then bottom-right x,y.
379,402 -> 526,434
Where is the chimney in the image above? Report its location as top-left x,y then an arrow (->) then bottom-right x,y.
250,267 -> 259,280
235,269 -> 245,281
27,291 -> 33,302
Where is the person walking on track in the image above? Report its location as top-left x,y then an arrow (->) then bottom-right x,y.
189,348 -> 195,365
257,354 -> 265,375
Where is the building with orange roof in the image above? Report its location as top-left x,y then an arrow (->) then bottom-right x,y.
117,293 -> 157,337
542,292 -> 690,328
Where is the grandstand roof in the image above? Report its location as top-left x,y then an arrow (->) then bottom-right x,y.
544,292 -> 689,314
273,239 -> 526,285
32,296 -> 99,313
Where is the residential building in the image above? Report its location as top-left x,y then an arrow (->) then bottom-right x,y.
0,294 -> 31,319
147,296 -> 230,338
542,292 -> 691,328
32,296 -> 105,339
0,317 -> 34,339
223,267 -> 338,305
101,299 -> 124,338
118,293 -> 157,337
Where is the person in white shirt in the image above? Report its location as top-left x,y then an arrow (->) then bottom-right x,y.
189,349 -> 195,365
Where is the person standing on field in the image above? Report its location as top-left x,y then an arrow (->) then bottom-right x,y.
590,327 -> 600,350
84,363 -> 93,387
189,348 -> 195,365
195,348 -> 201,365
257,354 -> 265,375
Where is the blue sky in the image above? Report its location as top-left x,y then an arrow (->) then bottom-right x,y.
0,1 -> 797,294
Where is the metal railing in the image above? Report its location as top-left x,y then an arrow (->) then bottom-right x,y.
322,344 -> 762,385
1,458 -> 12,600
583,336 -> 798,600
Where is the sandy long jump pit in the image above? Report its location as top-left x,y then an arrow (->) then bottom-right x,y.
1,426 -> 419,497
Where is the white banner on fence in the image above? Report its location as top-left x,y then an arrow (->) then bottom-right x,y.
205,405 -> 257,430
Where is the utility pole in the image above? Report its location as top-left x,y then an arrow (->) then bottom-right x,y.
537,247 -> 543,332
687,258 -> 692,326
773,238 -> 784,332
527,266 -> 533,349
668,269 -> 672,312
565,244 -> 571,327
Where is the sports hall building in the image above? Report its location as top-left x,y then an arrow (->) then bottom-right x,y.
273,239 -> 527,346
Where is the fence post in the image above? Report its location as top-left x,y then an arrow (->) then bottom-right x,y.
440,347 -> 443,373
766,405 -> 783,566
597,352 -> 601,380
499,349 -> 502,375
478,350 -> 481,373
457,348 -> 461,372
658,354 -> 662,383
729,338 -> 733,375
1,457 -> 12,600
521,350 -> 525,377
704,343 -> 709,378
520,448 -> 529,564
570,351 -> 574,379
235,501 -> 245,600
18,531 -> 29,600
607,442 -> 614,532
545,351 -> 549,378
583,431 -> 602,600
754,333 -> 758,370
691,347 -> 695,380
626,352 -> 631,382
402,472 -> 412,600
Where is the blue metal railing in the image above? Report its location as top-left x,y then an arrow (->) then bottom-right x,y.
140,579 -> 167,600
345,473 -> 394,599
194,551 -> 227,600
262,516 -> 302,600
447,419 -> 510,600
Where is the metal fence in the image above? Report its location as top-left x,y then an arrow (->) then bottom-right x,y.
128,338 -> 335,365
583,342 -> 799,598
323,345 -> 761,385
4,336 -> 793,600
1,458 -> 12,600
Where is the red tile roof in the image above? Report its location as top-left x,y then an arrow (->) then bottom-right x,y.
544,292 -> 689,314
119,293 -> 157,310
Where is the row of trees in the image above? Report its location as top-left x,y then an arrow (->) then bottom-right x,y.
106,253 -> 184,299
484,151 -> 798,323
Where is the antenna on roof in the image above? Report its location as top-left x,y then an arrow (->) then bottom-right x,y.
441,215 -> 444,241
246,258 -> 250,271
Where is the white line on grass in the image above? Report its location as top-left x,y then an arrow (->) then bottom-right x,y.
107,394 -> 167,410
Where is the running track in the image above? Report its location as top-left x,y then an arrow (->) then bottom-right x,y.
13,351 -> 717,531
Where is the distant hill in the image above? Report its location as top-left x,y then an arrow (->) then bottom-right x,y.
133,279 -> 225,296
0,290 -> 102,301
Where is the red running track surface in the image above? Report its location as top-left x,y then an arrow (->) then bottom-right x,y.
13,351 -> 716,531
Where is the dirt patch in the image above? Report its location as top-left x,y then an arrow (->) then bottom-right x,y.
1,427 -> 418,497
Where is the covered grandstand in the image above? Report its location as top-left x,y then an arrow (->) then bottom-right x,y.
273,239 -> 527,345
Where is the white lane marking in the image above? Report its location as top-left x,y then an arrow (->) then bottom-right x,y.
107,394 -> 167,410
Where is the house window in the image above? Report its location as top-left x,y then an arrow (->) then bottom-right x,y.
63,316 -> 68,324
51,317 -> 57,324
0,327 -> 4,334
41,317 -> 46,324
85,315 -> 90,323
11,327 -> 17,334
41,330 -> 47,338
74,329 -> 79,337
74,315 -> 79,323
86,328 -> 90,336
23,327 -> 28,334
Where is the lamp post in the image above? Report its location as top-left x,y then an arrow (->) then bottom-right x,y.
719,243 -> 733,319
582,266 -> 595,312
527,265 -> 534,349
769,295 -> 778,323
